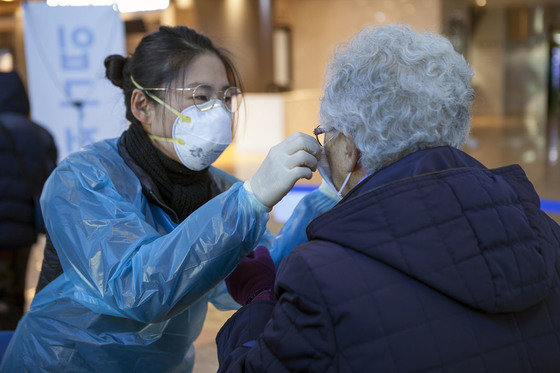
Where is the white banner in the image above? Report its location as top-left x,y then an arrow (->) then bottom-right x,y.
23,3 -> 126,161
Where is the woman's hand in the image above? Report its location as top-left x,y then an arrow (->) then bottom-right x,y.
226,246 -> 277,305
247,132 -> 320,208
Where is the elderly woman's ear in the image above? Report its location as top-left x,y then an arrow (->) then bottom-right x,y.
327,133 -> 365,196
332,133 -> 361,174
342,135 -> 361,173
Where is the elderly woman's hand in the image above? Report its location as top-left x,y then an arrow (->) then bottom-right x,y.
226,246 -> 277,305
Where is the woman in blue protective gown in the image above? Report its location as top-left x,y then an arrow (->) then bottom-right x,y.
0,26 -> 336,372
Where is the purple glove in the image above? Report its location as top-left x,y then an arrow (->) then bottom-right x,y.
226,246 -> 277,305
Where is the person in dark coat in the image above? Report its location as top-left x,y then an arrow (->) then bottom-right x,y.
0,71 -> 57,329
217,25 -> 560,372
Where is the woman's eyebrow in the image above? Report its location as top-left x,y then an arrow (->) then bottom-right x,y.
182,82 -> 231,90
184,82 -> 202,88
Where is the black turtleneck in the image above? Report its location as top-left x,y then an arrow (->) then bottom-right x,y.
121,123 -> 212,221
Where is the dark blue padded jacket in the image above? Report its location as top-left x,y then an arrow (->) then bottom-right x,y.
217,146 -> 560,372
0,72 -> 57,249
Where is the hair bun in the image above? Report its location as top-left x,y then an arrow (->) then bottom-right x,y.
104,54 -> 128,88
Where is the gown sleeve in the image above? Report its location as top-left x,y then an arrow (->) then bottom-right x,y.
41,158 -> 270,324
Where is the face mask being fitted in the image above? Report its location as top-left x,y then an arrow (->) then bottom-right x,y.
132,76 -> 232,171
317,135 -> 352,201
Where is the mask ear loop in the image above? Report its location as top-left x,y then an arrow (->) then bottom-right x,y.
147,134 -> 185,146
337,171 -> 353,199
130,76 -> 191,124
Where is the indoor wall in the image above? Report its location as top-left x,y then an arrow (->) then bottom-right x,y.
274,0 -> 442,91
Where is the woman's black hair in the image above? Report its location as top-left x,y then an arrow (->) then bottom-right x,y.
104,26 -> 243,126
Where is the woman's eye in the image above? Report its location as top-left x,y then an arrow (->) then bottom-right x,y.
194,95 -> 209,102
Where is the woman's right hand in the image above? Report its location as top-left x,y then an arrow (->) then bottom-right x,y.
247,132 -> 320,209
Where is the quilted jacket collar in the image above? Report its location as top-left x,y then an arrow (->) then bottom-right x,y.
307,146 -> 560,313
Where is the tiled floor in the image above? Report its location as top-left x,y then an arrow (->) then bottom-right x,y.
23,118 -> 560,372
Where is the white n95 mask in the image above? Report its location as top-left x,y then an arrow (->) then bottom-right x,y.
149,99 -> 232,171
131,76 -> 232,171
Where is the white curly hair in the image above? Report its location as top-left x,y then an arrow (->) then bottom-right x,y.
319,25 -> 475,173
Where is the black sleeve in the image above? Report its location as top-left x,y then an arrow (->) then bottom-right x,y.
35,233 -> 64,293
44,131 -> 58,178
35,130 -> 57,234
216,251 -> 337,373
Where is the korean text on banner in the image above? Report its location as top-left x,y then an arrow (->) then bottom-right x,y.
23,3 -> 127,161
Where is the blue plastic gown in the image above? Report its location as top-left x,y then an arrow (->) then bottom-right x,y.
0,138 -> 336,372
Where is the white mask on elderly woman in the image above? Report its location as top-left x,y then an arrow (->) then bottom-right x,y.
317,134 -> 353,201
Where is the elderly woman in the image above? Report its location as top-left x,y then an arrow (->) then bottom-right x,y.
216,25 -> 560,372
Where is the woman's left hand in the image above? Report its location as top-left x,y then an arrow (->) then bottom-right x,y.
226,246 -> 277,305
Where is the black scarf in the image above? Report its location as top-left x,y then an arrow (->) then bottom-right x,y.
122,123 -> 212,221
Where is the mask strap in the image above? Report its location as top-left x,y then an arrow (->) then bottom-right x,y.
337,171 -> 353,198
148,134 -> 185,146
130,76 -> 191,124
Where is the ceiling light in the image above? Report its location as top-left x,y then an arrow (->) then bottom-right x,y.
117,0 -> 169,13
176,0 -> 193,9
374,12 -> 386,23
47,0 -> 113,5
46,0 -> 169,13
